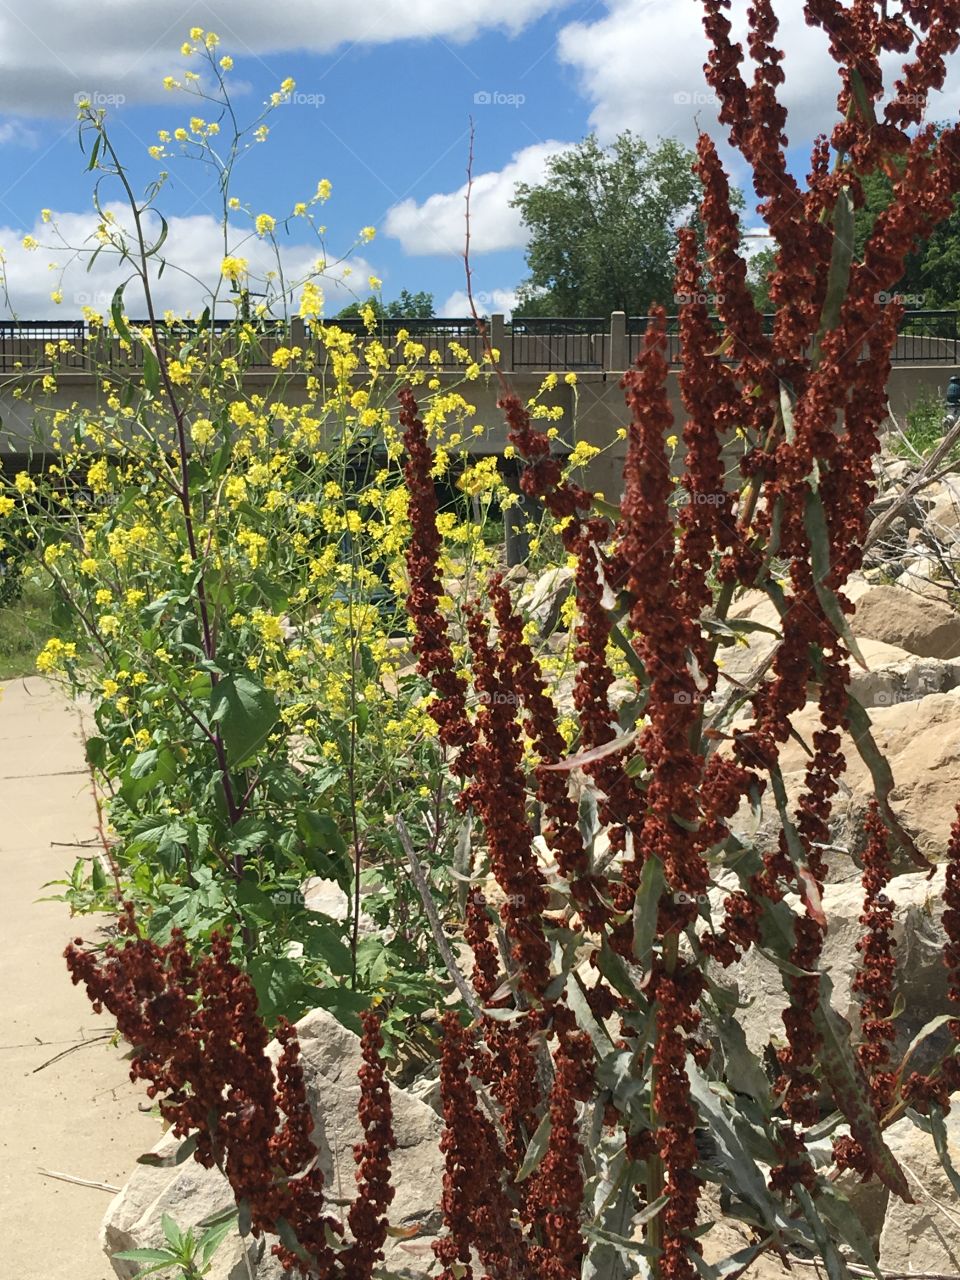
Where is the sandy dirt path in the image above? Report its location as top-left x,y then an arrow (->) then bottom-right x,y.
0,677 -> 156,1279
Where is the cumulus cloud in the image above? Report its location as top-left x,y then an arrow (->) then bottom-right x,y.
0,204 -> 374,318
384,141 -> 572,256
557,0 -> 960,150
441,286 -> 519,316
0,1 -> 569,116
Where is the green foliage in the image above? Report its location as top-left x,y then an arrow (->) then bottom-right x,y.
510,132 -> 705,316
853,138 -> 960,309
336,289 -> 435,319
114,1210 -> 237,1278
892,386 -> 956,459
0,575 -> 54,678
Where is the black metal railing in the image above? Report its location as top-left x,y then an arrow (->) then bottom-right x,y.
892,308 -> 959,363
509,317 -> 608,370
0,310 -> 957,375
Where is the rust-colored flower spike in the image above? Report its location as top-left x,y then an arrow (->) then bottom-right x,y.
524,1043 -> 588,1280
433,1013 -> 526,1279
399,385 -> 476,767
903,802 -> 960,1112
342,1012 -> 398,1280
616,309 -> 708,921
463,604 -> 552,999
64,913 -> 399,1280
834,804 -> 898,1178
489,575 -> 609,926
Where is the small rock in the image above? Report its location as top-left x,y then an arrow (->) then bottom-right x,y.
518,566 -> 574,635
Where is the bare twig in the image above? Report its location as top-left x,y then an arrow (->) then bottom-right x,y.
866,412 -> 960,550
38,1168 -> 121,1193
394,816 -> 485,1022
32,1032 -> 112,1073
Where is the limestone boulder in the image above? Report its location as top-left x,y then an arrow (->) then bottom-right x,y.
878,1110 -> 960,1273
729,689 -> 960,874
850,583 -> 960,659
710,867 -> 951,1071
102,1008 -> 444,1280
518,565 -> 574,635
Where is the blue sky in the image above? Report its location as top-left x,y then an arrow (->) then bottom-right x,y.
1,1 -> 958,319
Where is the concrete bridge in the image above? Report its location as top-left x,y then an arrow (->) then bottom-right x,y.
1,311 -> 957,504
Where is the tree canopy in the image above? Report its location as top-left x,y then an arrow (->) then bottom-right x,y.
335,289 -> 434,320
510,133 -> 705,317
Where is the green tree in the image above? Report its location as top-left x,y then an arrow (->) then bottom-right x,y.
510,133 -> 705,316
853,155 -> 960,308
336,289 -> 434,320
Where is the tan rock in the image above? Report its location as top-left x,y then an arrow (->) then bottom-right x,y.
713,867 -> 951,1068
878,1110 -> 960,1273
102,1008 -> 444,1279
851,583 -> 960,659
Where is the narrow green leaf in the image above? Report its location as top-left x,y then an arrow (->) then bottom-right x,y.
816,1183 -> 883,1279
804,489 -> 868,669
632,855 -> 665,973
930,1105 -> 960,1199
813,185 -> 855,363
792,1185 -> 853,1280
110,284 -> 133,344
112,1249 -> 177,1267
515,1109 -> 552,1182
812,974 -> 913,1203
137,1134 -> 197,1168
845,694 -> 932,872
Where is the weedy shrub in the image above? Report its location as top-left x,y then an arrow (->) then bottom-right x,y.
4,35 -> 601,1051
58,4 -> 960,1279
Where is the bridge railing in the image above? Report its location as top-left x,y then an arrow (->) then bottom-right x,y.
0,310 -> 956,374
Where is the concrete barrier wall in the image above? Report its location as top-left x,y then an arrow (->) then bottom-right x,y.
1,362 -> 953,501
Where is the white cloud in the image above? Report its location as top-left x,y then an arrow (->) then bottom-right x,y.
383,141 -> 572,256
441,286 -> 519,316
557,0 -> 960,150
0,1 -> 569,115
0,122 -> 39,146
0,205 -> 374,318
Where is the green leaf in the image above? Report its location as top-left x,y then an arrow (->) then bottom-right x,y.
142,345 -> 161,395
930,1105 -> 960,1199
804,489 -> 867,669
112,1248 -> 177,1268
686,1059 -> 807,1242
845,693 -> 932,872
85,736 -> 107,769
275,1218 -> 313,1265
812,974 -> 913,1203
160,1213 -> 183,1252
632,854 -> 665,974
895,1015 -> 955,1087
515,1109 -> 552,1181
137,1135 -> 198,1168
90,857 -> 107,893
813,184 -> 855,363
816,1183 -> 882,1279
110,284 -> 133,344
200,1215 -> 238,1265
210,674 -> 279,766
792,1185 -> 854,1280
591,495 -> 622,522
768,764 -> 826,926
